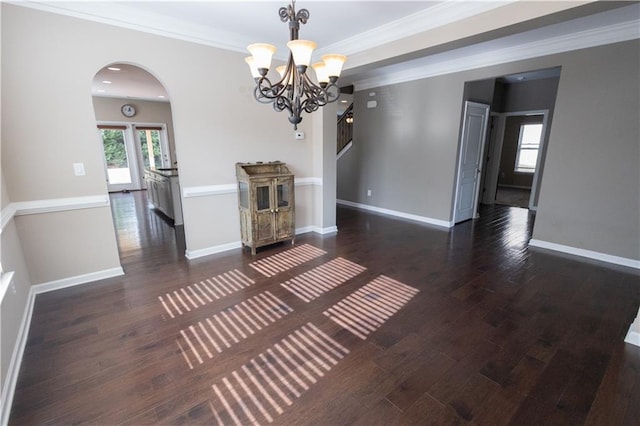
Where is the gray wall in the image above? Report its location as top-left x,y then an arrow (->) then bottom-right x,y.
339,74 -> 465,221
338,39 -> 639,260
534,41 -> 639,259
495,77 -> 560,113
463,78 -> 495,106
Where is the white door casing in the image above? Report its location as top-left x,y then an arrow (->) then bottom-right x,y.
453,101 -> 490,223
481,110 -> 549,211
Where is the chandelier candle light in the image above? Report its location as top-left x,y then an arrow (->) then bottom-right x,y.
245,0 -> 347,130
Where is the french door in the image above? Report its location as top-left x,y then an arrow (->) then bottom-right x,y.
134,126 -> 171,173
98,123 -> 170,192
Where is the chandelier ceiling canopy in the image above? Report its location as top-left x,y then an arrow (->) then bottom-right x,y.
245,0 -> 347,130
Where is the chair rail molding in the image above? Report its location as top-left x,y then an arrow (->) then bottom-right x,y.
182,177 -> 322,199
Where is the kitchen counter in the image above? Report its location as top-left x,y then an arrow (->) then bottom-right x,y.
144,168 -> 183,225
146,167 -> 179,178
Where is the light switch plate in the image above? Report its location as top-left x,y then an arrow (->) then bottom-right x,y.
73,162 -> 85,176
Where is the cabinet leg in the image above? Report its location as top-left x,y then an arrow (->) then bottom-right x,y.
251,247 -> 256,256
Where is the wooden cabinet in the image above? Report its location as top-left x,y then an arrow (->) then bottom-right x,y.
236,162 -> 295,255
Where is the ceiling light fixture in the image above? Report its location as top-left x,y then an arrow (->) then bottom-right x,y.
245,0 -> 347,130
107,67 -> 121,71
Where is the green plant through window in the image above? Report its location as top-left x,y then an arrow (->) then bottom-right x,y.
138,129 -> 162,169
101,129 -> 128,168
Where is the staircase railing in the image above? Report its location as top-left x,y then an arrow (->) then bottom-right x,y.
337,103 -> 353,154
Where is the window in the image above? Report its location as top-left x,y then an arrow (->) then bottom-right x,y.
515,123 -> 543,173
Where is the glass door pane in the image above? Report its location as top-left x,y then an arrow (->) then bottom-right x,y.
101,129 -> 132,185
138,129 -> 162,169
276,182 -> 290,207
256,185 -> 271,211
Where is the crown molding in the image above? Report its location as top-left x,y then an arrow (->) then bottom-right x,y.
317,0 -> 517,57
354,18 -> 640,90
15,1 -> 516,60
10,1 -> 252,54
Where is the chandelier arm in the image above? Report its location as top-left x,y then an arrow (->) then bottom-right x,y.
273,96 -> 293,115
324,83 -> 341,103
256,76 -> 288,100
301,73 -> 329,106
253,85 -> 274,104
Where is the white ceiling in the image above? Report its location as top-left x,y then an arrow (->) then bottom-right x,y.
21,0 -> 638,102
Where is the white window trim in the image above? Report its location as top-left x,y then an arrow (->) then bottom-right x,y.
514,123 -> 543,174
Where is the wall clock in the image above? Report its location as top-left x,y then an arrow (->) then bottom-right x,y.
121,104 -> 136,117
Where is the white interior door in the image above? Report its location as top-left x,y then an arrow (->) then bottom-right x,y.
453,101 -> 490,223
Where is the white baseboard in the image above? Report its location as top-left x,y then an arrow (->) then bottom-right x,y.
337,141 -> 353,160
337,199 -> 453,229
184,226 -> 337,260
32,267 -> 125,294
625,329 -> 640,347
185,241 -> 243,260
1,265 -> 123,425
624,308 -> 640,347
528,239 -> 640,270
316,226 -> 338,235
497,184 -> 532,190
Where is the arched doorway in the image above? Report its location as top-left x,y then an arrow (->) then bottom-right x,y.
91,63 -> 185,257
92,63 -> 176,192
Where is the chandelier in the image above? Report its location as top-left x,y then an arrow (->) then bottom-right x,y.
245,0 -> 347,130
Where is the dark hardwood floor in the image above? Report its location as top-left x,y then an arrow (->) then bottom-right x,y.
9,191 -> 640,425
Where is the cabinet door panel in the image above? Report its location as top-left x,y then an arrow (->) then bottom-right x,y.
251,180 -> 276,243
275,210 -> 293,239
255,211 -> 274,242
